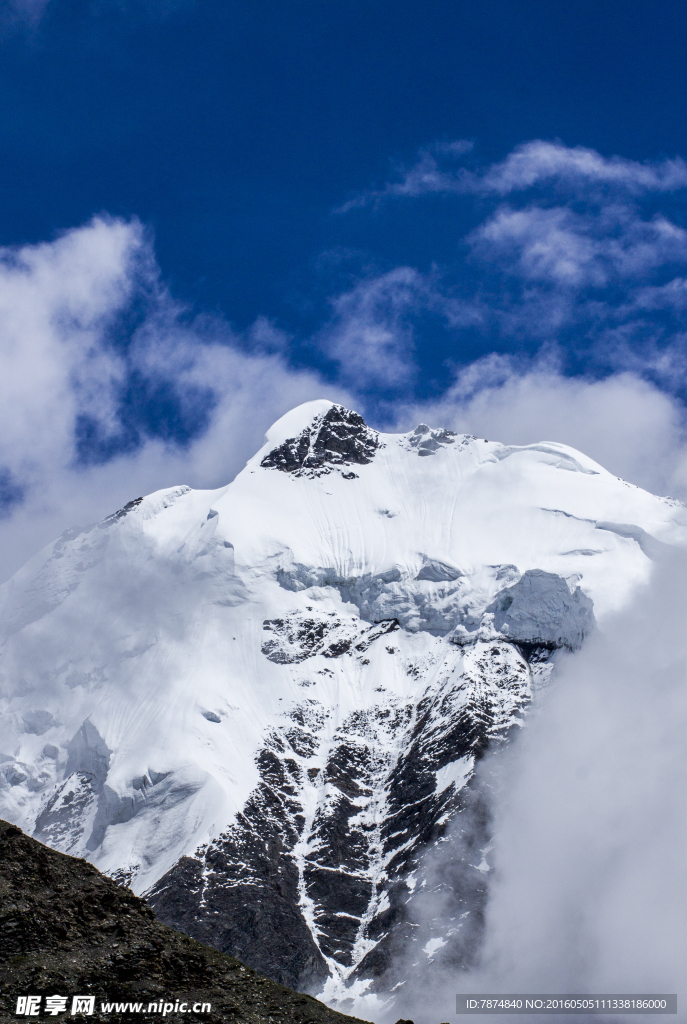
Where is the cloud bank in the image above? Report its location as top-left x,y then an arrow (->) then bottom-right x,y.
480,552 -> 687,1003
0,217 -> 350,580
382,551 -> 687,1024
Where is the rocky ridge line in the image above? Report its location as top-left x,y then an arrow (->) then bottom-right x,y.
0,819 -> 370,1024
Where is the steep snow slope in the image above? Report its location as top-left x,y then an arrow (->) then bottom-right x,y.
0,402 -> 684,994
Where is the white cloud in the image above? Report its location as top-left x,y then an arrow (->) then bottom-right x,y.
336,140 -> 474,212
479,140 -> 687,196
336,140 -> 687,387
347,140 -> 687,208
317,267 -> 430,389
473,206 -> 603,286
0,217 -> 140,486
470,205 -> 687,288
396,355 -> 687,499
464,202 -> 687,374
383,553 -> 687,1023
0,217 -> 352,581
634,276 -> 687,311
478,551 -> 687,997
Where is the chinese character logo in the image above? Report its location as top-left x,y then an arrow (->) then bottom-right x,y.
44,996 -> 68,1016
15,996 -> 41,1017
70,996 -> 95,1016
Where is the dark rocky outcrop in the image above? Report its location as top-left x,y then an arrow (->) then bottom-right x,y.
148,637 -> 532,993
261,407 -> 379,477
261,614 -> 398,664
0,819 -> 369,1024
148,808 -> 332,994
100,497 -> 144,527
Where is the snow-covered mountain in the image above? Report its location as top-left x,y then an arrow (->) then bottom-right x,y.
1,401 -> 684,998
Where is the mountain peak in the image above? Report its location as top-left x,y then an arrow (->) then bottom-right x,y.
1,402 -> 685,1003
260,402 -> 379,477
263,399 -> 337,446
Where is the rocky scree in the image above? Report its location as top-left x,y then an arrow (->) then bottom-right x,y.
0,819 -> 370,1024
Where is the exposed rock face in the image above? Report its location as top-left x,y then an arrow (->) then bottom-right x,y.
101,496 -> 144,526
0,819 -> 369,1024
401,423 -> 461,457
261,615 -> 399,664
261,406 -> 380,476
148,631 -> 540,991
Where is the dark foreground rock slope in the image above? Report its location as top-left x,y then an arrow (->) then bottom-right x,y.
0,820 -> 369,1024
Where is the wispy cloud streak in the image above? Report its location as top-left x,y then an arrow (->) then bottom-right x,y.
330,140 -> 687,397
341,140 -> 687,210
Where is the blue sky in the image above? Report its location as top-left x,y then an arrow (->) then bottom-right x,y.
1,0 -> 687,575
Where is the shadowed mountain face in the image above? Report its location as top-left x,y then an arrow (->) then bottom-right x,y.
0,819 -> 369,1024
0,400 -> 683,1004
